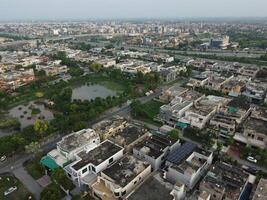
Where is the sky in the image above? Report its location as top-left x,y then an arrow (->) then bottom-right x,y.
1,0 -> 267,21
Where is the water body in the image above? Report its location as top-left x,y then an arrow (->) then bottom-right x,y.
72,84 -> 117,101
8,101 -> 54,129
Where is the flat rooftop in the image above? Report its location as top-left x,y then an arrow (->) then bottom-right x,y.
253,178 -> 267,200
92,115 -> 126,136
246,117 -> 267,135
134,134 -> 177,158
110,124 -> 147,146
128,173 -> 173,200
58,129 -> 98,153
102,155 -> 150,187
201,162 -> 248,200
72,140 -> 123,170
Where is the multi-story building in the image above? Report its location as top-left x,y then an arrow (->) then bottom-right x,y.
133,134 -> 180,170
165,142 -> 213,190
64,140 -> 124,186
91,154 -> 151,199
44,128 -> 100,168
199,162 -> 249,200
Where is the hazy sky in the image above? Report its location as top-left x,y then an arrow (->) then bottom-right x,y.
1,0 -> 267,20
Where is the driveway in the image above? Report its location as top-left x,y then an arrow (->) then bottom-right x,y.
13,166 -> 43,200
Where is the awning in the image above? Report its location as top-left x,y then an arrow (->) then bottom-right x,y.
40,156 -> 59,171
176,121 -> 188,129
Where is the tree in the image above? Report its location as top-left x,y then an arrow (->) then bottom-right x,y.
34,120 -> 49,138
90,62 -> 102,72
41,184 -> 62,200
25,141 -> 40,154
52,169 -> 73,190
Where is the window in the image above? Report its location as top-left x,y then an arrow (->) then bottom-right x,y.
121,191 -> 126,196
114,192 -> 120,197
92,166 -> 96,172
134,181 -> 137,185
109,157 -> 114,164
82,168 -> 88,174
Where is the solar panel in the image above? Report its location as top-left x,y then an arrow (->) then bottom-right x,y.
166,142 -> 197,164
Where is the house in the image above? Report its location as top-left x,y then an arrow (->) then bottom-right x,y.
242,82 -> 266,104
133,134 -> 180,170
46,128 -> 100,168
187,75 -> 209,88
64,140 -> 124,186
179,96 -> 230,129
127,172 -> 184,200
91,154 -> 152,199
159,84 -> 188,103
165,142 -> 213,190
221,78 -> 246,97
109,124 -> 149,151
159,90 -> 203,127
92,115 -> 128,140
209,103 -> 251,138
199,162 -> 249,200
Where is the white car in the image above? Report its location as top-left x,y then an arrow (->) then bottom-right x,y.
247,156 -> 257,163
0,155 -> 6,162
4,186 -> 17,196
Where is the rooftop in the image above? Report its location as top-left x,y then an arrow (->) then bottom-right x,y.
57,129 -> 99,153
92,115 -> 127,137
134,134 -> 177,158
72,140 -> 123,170
253,178 -> 267,200
200,162 -> 248,200
102,154 -> 150,187
246,117 -> 267,135
110,124 -> 147,146
128,173 -> 173,200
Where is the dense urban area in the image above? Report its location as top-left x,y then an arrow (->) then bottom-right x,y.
0,19 -> 267,200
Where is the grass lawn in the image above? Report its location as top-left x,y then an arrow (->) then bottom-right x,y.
141,100 -> 164,120
24,156 -> 45,180
0,175 -> 33,200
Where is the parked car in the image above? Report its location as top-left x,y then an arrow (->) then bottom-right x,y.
4,186 -> 17,196
0,155 -> 6,162
247,156 -> 257,163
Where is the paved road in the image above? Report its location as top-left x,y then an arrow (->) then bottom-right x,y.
13,166 -> 42,200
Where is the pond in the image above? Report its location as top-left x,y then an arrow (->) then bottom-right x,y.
71,84 -> 117,101
8,101 -> 54,129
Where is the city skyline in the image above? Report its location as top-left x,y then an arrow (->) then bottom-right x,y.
1,0 -> 267,21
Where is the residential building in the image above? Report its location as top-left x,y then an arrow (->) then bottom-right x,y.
165,142 -> 213,190
133,134 -> 180,170
64,140 -> 124,186
47,128 -> 100,167
199,162 -> 249,200
92,115 -> 128,140
91,154 -> 151,199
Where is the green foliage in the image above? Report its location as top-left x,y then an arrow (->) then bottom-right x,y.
184,127 -> 215,149
34,120 -> 49,138
31,108 -> 41,115
167,129 -> 180,140
195,86 -> 225,97
41,183 -> 63,200
0,118 -> 20,130
51,168 -> 74,190
131,100 -> 163,122
89,62 -> 102,72
25,155 -> 45,180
